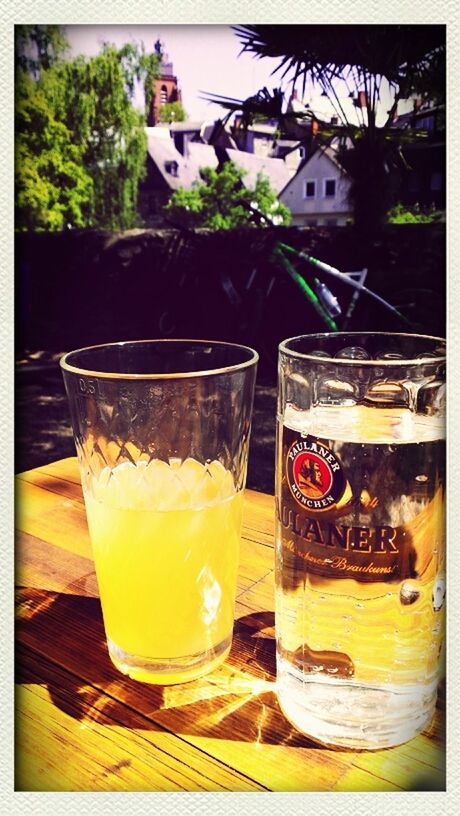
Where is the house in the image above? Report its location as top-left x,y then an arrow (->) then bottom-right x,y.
224,148 -> 293,195
391,103 -> 445,210
138,124 -> 296,227
279,145 -> 353,226
231,121 -> 278,157
138,128 -> 203,227
271,139 -> 304,175
168,121 -> 205,157
187,142 -> 219,170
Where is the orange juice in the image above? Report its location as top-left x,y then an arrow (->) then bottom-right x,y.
84,458 -> 243,683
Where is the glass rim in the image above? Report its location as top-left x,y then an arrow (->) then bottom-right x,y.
60,338 -> 259,380
279,332 -> 446,366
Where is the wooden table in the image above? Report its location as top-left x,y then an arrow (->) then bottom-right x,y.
15,458 -> 445,792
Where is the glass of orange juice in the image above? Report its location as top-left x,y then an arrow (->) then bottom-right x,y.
61,340 -> 258,684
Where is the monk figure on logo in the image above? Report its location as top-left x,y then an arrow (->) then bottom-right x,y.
298,458 -> 324,498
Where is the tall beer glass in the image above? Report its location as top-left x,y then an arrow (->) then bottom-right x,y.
61,339 -> 258,684
276,333 -> 446,749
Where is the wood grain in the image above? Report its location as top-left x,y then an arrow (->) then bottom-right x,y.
15,458 -> 446,792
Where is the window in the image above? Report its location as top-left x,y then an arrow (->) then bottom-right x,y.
298,146 -> 307,159
164,160 -> 179,177
160,85 -> 168,105
324,179 -> 336,197
304,180 -> 316,198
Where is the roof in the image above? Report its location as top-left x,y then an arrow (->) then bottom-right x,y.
187,143 -> 219,169
225,149 -> 292,194
247,123 -> 278,136
201,121 -> 238,149
316,144 -> 349,175
278,144 -> 349,197
169,121 -> 205,133
145,130 -> 202,191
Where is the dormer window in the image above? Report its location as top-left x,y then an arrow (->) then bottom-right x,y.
165,160 -> 179,177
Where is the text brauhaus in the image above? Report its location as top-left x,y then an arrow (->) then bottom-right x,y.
278,503 -> 400,554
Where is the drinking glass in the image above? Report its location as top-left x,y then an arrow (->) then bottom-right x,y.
276,332 -> 446,748
61,339 -> 258,684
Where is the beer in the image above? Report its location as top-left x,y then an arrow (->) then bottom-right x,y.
276,402 -> 445,749
84,457 -> 243,684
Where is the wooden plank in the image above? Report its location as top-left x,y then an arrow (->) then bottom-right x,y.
16,530 -> 99,596
16,479 -> 92,559
15,473 -> 275,598
24,457 -> 83,486
14,458 -> 446,793
16,647 -> 266,792
346,730 -> 446,792
15,586 -> 356,792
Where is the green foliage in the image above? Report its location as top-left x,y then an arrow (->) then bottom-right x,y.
15,25 -> 69,76
158,101 -> 188,123
164,160 -> 291,230
228,26 -> 445,232
387,203 -> 445,223
15,30 -> 161,231
16,89 -> 93,231
47,44 -> 152,230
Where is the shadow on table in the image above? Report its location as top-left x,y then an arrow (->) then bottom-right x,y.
15,586 -> 318,749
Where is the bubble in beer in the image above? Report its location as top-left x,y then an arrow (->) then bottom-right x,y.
432,574 -> 446,612
400,582 -> 420,605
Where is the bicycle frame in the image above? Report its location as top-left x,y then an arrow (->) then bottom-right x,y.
271,241 -> 412,331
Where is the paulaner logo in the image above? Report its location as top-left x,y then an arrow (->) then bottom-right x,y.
286,435 -> 346,511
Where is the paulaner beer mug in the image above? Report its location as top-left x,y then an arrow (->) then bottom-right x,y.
61,339 -> 258,684
275,333 -> 446,749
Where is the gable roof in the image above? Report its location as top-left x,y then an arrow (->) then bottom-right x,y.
145,130 -> 202,191
224,148 -> 292,194
187,142 -> 219,169
279,144 -> 350,196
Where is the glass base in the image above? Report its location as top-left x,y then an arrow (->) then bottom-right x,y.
107,635 -> 232,685
277,659 -> 438,750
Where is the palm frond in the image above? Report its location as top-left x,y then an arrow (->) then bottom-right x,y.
232,24 -> 445,91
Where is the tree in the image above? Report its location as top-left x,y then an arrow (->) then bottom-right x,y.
205,25 -> 445,232
15,25 -> 69,77
15,29 -> 161,231
157,101 -> 188,123
16,73 -> 93,230
164,160 -> 291,230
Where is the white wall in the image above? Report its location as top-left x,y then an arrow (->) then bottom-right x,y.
280,150 -> 353,225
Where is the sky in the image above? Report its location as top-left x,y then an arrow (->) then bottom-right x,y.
63,25 -> 413,127
64,25 -> 282,121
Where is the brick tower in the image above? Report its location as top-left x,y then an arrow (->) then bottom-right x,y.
149,39 -> 182,126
